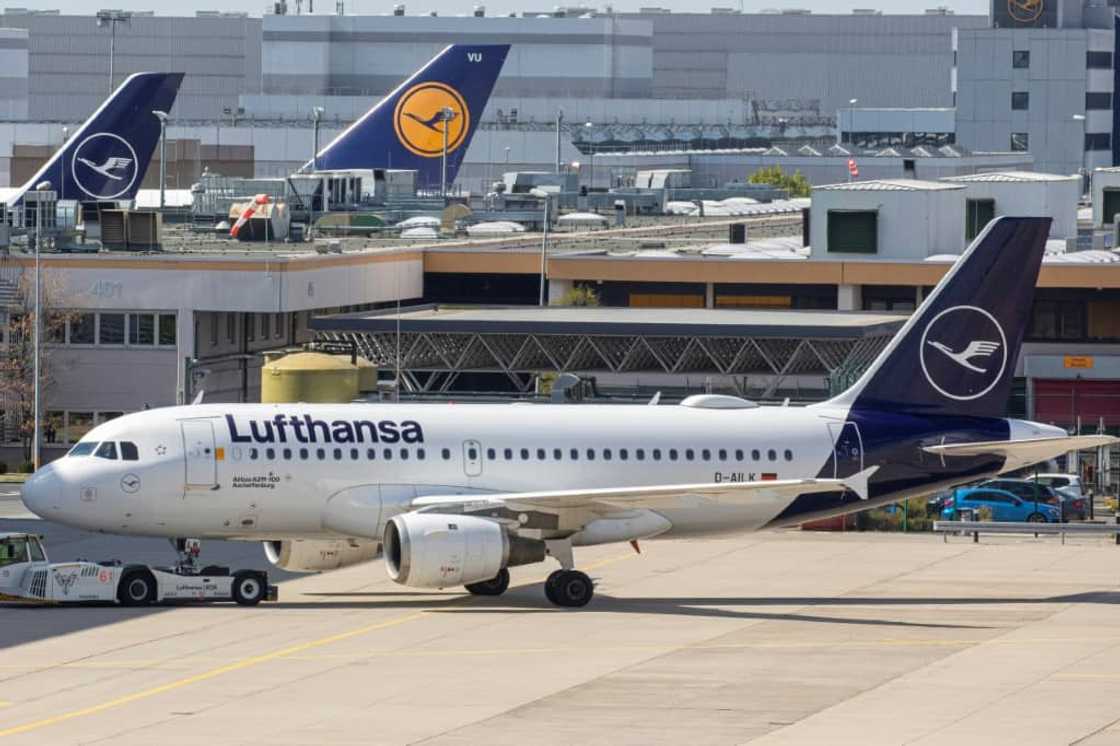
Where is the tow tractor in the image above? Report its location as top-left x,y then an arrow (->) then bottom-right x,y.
0,533 -> 277,606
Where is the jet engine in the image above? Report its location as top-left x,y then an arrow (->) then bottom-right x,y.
383,513 -> 546,588
263,538 -> 380,573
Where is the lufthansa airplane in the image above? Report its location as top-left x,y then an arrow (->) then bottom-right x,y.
306,44 -> 509,189
22,217 -> 1115,607
4,72 -> 183,206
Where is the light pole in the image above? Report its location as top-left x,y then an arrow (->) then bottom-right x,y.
555,109 -> 563,174
539,195 -> 549,306
32,180 -> 51,471
311,105 -> 324,171
436,106 -> 457,197
584,121 -> 593,191
840,97 -> 858,146
1073,114 -> 1087,196
96,10 -> 132,95
152,110 -> 168,210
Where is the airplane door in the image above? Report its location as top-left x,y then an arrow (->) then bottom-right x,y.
463,440 -> 483,478
827,421 -> 864,479
182,419 -> 218,490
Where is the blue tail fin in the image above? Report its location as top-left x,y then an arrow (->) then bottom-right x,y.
829,216 -> 1051,418
11,72 -> 183,205
312,44 -> 509,189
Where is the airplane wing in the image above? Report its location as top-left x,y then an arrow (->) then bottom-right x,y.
923,435 -> 1117,461
412,476 -> 862,513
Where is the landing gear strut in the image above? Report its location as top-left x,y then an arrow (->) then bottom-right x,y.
542,539 -> 594,607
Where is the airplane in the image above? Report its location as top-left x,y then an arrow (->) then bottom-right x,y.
21,217 -> 1116,608
4,72 -> 183,207
305,44 -> 509,190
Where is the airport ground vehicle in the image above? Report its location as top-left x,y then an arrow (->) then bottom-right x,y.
0,533 -> 276,606
941,487 -> 1061,523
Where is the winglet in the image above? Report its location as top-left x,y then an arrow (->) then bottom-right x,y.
842,466 -> 879,500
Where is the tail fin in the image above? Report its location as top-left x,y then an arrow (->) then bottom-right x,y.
312,44 -> 509,189
828,216 -> 1051,418
11,72 -> 183,205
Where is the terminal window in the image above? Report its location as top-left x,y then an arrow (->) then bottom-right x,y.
827,210 -> 878,254
1011,92 -> 1029,110
1010,132 -> 1029,152
1012,50 -> 1030,69
1087,51 -> 1113,69
1087,92 -> 1112,110
1085,132 -> 1112,151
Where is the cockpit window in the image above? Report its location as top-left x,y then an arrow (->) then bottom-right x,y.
120,441 -> 139,461
95,441 -> 118,460
67,442 -> 97,457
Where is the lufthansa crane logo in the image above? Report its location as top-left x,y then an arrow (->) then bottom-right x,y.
393,82 -> 470,158
71,132 -> 139,200
1008,0 -> 1043,23
919,305 -> 1008,402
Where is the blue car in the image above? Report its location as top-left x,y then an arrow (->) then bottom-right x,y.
941,486 -> 1061,523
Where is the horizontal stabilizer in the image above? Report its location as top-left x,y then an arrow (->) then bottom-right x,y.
924,435 -> 1118,464
412,477 -> 853,513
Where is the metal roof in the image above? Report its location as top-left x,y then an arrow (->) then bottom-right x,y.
312,304 -> 906,339
942,171 -> 1078,183
814,179 -> 963,192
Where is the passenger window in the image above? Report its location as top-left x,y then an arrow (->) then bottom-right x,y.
636,448 -> 645,460
586,449 -> 595,461
441,448 -> 450,460
95,441 -> 118,460
368,448 -> 377,460
685,449 -> 694,461
316,449 -> 326,460
570,448 -> 579,460
702,449 -> 711,460
653,448 -> 661,460
751,449 -> 760,461
249,448 -> 258,460
669,449 -> 678,461
735,449 -> 744,461
520,448 -> 529,460
266,448 -> 276,460
417,448 -> 426,460
299,448 -> 309,460
537,448 -> 546,460
603,449 -> 612,461
784,449 -> 793,461
553,448 -> 562,460
284,448 -> 292,459
505,448 -> 513,460
718,449 -> 726,460
487,448 -> 496,460
768,449 -> 777,461
120,441 -> 139,461
468,447 -> 478,460
620,448 -> 628,460
350,448 -> 359,460
399,448 -> 408,460
333,448 -> 342,460
383,448 -> 392,460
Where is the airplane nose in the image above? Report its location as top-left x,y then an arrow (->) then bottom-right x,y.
21,466 -> 60,518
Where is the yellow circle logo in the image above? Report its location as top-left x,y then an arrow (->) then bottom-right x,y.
393,82 -> 470,158
1007,0 -> 1042,23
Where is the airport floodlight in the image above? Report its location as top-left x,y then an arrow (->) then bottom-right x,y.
1072,114 -> 1086,121
849,98 -> 858,105
96,10 -> 132,95
35,181 -> 52,191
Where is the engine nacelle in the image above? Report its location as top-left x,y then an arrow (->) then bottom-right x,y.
263,538 -> 379,573
384,513 -> 546,588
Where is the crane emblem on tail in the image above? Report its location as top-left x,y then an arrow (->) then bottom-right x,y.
926,339 -> 1002,374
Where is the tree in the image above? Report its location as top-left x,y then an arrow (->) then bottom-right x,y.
748,165 -> 811,198
557,284 -> 600,307
0,267 -> 76,461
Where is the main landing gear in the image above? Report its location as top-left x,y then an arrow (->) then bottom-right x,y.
460,538 -> 596,608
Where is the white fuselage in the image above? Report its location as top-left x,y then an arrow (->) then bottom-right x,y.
23,401 -> 850,542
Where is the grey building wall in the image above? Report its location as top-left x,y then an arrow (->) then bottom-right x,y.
0,28 -> 28,122
956,27 -> 1113,176
261,15 -> 653,99
0,11 -> 262,121
624,11 -> 988,108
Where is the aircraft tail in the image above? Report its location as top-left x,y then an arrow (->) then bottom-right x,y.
312,44 -> 509,189
827,216 -> 1051,418
12,72 -> 184,205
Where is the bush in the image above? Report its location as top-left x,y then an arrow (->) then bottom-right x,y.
0,462 -> 8,475
858,497 -> 934,532
19,461 -> 34,474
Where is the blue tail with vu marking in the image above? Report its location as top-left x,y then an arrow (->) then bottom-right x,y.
11,72 -> 184,205
311,44 -> 510,189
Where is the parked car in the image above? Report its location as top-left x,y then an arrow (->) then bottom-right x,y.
942,486 -> 1061,523
1031,473 -> 1089,520
978,478 -> 1069,521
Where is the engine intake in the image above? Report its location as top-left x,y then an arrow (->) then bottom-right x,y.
263,538 -> 379,573
384,513 -> 546,588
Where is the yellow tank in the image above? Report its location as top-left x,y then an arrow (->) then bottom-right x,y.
335,354 -> 379,393
261,352 -> 359,403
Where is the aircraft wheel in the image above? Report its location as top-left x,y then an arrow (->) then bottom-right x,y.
232,571 -> 266,606
544,569 -> 564,605
548,570 -> 594,608
118,570 -> 156,606
465,568 -> 510,596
